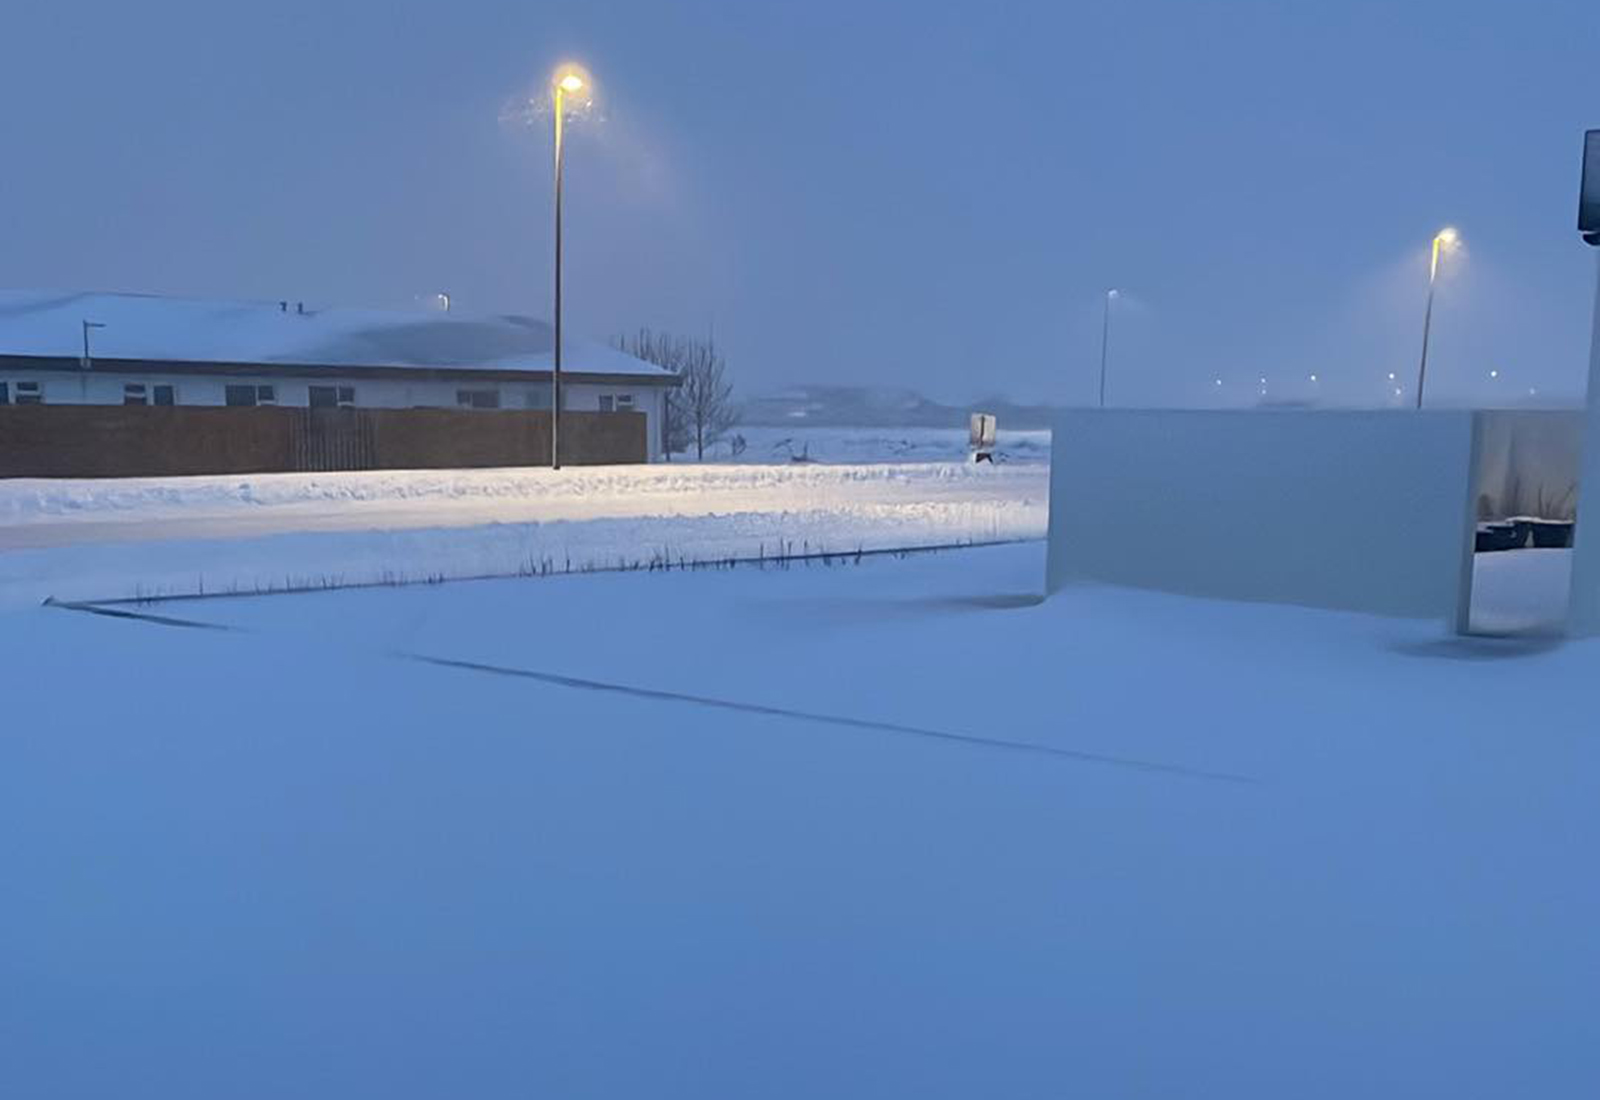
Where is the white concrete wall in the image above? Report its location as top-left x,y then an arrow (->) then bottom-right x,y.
0,370 -> 665,461
1569,255 -> 1600,634
1046,409 -> 1480,624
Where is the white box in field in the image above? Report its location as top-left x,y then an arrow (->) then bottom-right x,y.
969,413 -> 996,450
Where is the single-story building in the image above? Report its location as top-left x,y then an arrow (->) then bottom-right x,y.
0,289 -> 677,461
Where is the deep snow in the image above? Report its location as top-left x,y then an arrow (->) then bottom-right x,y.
1,543 -> 1594,1098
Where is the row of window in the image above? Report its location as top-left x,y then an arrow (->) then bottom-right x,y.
225,385 -> 354,408
125,383 -> 176,406
1,382 -> 640,411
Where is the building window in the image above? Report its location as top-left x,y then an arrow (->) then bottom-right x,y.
14,381 -> 42,405
0,382 -> 8,405
598,394 -> 635,413
309,385 -> 356,409
456,388 -> 500,410
153,384 -> 176,406
124,383 -> 148,406
225,384 -> 277,407
523,388 -> 551,410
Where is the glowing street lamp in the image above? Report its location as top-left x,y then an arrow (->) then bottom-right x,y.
550,64 -> 590,468
1414,226 -> 1459,409
1098,288 -> 1119,408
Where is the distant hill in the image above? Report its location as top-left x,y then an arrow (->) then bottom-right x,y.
740,385 -> 1057,430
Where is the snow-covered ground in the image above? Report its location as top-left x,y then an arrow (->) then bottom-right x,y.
2,542 -> 1593,1097
695,425 -> 1050,464
0,460 -> 1040,534
0,462 -> 1046,606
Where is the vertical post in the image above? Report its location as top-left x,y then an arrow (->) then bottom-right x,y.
80,320 -> 104,402
1416,239 -> 1441,410
1567,252 -> 1600,634
1098,290 -> 1113,408
1454,411 -> 1487,636
552,83 -> 565,470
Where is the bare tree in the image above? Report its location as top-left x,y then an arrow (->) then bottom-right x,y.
614,328 -> 737,460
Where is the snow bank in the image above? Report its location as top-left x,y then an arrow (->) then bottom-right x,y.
0,461 -> 1041,528
0,462 -> 1047,606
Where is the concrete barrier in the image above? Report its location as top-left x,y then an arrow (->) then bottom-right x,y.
1570,256 -> 1600,635
1046,409 -> 1480,626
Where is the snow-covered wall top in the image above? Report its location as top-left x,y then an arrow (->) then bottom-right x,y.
0,290 -> 671,380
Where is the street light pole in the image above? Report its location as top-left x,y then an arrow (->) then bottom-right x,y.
1415,228 -> 1457,410
1098,289 -> 1118,408
551,77 -> 570,469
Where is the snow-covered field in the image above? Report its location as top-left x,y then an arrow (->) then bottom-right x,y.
696,425 -> 1050,464
0,461 -> 1046,607
2,542 -> 1593,1097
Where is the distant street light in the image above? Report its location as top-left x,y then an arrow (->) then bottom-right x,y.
550,64 -> 590,469
1415,227 -> 1460,409
1098,288 -> 1119,408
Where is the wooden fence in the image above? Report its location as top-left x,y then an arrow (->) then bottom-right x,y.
0,406 -> 646,478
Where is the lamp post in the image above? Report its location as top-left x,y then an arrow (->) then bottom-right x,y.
1098,288 -> 1119,408
1415,227 -> 1459,410
550,66 -> 587,469
80,320 -> 106,401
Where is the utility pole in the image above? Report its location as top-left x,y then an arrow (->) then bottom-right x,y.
80,320 -> 106,401
1098,289 -> 1118,408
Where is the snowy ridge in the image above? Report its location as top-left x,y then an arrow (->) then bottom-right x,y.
0,461 -> 1041,526
0,462 -> 1047,606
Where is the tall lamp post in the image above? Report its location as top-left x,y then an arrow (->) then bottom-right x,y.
550,66 -> 588,469
1415,227 -> 1459,409
1098,288 -> 1119,408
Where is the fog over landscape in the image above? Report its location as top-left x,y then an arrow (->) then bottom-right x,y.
4,0 -> 1599,407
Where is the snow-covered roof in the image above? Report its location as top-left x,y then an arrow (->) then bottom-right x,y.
0,290 -> 674,381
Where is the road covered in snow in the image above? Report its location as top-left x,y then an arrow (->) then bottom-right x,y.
0,462 -> 1046,606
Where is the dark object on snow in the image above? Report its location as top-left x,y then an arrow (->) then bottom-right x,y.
1528,520 -> 1575,549
969,411 -> 997,464
1475,524 -> 1525,553
1581,130 -> 1600,242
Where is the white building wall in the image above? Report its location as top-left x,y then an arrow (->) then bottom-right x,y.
0,369 -> 665,462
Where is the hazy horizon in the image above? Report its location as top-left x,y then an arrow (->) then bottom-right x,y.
4,0 -> 1599,407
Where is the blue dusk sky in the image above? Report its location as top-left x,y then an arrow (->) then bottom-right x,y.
3,0 -> 1598,406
